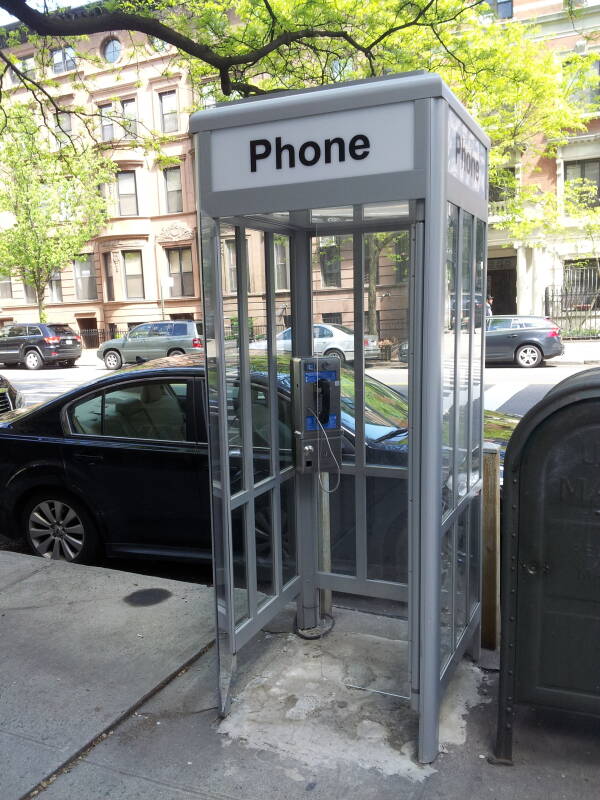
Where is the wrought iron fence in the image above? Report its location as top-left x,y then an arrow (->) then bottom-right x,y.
544,286 -> 600,339
77,328 -> 129,348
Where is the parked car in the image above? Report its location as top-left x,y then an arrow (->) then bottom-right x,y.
0,354 -> 517,566
249,323 -> 380,362
485,315 -> 564,368
97,320 -> 204,370
0,323 -> 82,370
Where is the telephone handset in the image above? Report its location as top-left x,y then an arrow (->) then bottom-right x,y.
292,356 -> 342,473
315,377 -> 331,425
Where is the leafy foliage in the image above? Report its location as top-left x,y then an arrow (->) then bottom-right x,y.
0,105 -> 116,320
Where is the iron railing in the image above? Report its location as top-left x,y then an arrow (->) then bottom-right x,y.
544,285 -> 600,339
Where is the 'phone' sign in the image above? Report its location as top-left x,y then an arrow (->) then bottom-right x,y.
211,103 -> 414,192
447,110 -> 486,197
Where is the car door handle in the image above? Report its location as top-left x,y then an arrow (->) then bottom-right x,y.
73,453 -> 104,464
508,334 -> 518,337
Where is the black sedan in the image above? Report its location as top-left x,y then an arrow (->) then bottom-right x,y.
0,355 -> 516,565
485,315 -> 564,368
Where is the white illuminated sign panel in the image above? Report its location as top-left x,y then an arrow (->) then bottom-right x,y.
447,110 -> 486,196
211,103 -> 414,192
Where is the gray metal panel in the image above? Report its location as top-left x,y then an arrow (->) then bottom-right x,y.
315,572 -> 408,602
446,174 -> 488,221
418,97 -> 445,765
190,72 -> 489,147
199,171 -> 426,220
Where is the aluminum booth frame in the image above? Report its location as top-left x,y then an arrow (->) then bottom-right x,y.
190,72 -> 489,764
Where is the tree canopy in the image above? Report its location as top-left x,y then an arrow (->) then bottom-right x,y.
0,104 -> 116,320
0,0 -> 597,177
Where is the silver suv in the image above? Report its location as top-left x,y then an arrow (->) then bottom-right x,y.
97,321 -> 204,370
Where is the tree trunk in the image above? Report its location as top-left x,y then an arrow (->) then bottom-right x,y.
36,287 -> 46,323
366,236 -> 379,336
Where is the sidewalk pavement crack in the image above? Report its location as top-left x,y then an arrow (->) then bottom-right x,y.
19,638 -> 215,800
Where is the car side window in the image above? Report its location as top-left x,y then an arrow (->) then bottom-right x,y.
69,381 -> 189,441
8,325 -> 27,336
173,322 -> 187,336
28,326 -> 42,336
70,393 -> 103,436
128,324 -> 152,339
149,323 -> 174,337
488,319 -> 511,331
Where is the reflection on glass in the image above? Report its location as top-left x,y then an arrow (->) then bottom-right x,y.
255,491 -> 274,603
455,510 -> 468,645
363,230 -> 409,463
231,505 -> 249,625
221,223 -> 244,495
363,201 -> 410,220
269,233 -> 293,470
311,206 -> 353,224
442,205 -> 459,516
367,476 -> 408,583
246,229 -> 272,483
281,477 -> 297,584
323,474 -> 356,576
469,494 -> 481,618
471,220 -> 485,486
440,526 -> 454,671
457,212 -> 473,497
311,233 -> 355,463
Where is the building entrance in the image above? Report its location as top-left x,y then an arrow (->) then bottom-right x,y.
191,72 -> 488,763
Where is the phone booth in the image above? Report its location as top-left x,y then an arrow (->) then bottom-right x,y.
190,72 -> 488,763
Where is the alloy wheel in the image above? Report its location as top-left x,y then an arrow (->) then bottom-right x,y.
28,500 -> 85,561
516,345 -> 541,368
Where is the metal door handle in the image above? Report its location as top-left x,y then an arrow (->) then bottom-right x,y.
73,453 -> 104,464
509,334 -> 518,338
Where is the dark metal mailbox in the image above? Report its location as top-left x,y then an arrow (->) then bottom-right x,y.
495,367 -> 600,763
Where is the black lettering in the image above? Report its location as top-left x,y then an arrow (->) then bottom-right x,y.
349,134 -> 370,161
324,137 -> 346,164
250,139 -> 271,172
299,141 -> 321,166
275,136 -> 295,170
456,133 -> 462,159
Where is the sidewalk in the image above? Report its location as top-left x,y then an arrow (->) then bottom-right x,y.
2,551 -> 600,800
555,338 -> 600,366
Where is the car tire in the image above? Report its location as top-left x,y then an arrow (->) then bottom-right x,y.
515,344 -> 543,368
167,349 -> 185,357
104,350 -> 122,370
324,348 -> 346,363
24,350 -> 43,370
22,490 -> 100,564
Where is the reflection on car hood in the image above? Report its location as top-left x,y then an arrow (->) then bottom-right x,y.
97,337 -> 124,351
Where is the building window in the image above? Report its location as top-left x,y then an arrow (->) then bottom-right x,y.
0,277 -> 12,299
103,253 -> 115,301
23,283 -> 37,304
489,166 -> 516,204
167,247 -> 194,296
224,239 -> 237,293
120,98 -> 137,139
164,166 -> 182,213
74,255 -> 98,301
319,236 -> 342,288
48,271 -> 63,303
102,38 -> 122,63
150,36 -> 169,53
123,250 -> 145,299
11,54 -> 35,83
486,0 -> 512,17
54,111 -> 71,143
52,46 -> 76,74
322,312 -> 342,325
117,171 -> 138,216
99,104 -> 114,141
565,159 -> 600,205
274,235 -> 290,291
159,91 -> 178,133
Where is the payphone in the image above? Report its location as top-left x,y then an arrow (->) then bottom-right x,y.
292,356 -> 342,473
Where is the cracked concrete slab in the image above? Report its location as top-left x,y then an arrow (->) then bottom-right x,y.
0,552 -> 214,798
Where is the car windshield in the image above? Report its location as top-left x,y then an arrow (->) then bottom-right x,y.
340,367 -> 408,430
